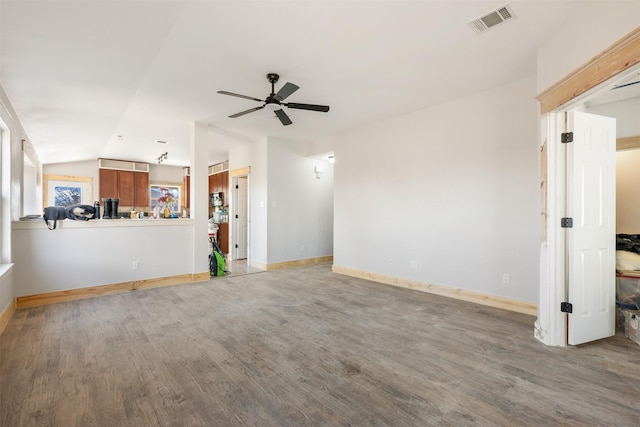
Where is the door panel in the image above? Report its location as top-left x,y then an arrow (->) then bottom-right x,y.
99,169 -> 118,200
567,111 -> 616,345
117,171 -> 135,206
133,172 -> 149,208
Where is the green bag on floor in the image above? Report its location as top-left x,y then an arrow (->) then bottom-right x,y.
209,239 -> 226,277
210,251 -> 225,277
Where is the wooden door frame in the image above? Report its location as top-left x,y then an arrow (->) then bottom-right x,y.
535,27 -> 640,346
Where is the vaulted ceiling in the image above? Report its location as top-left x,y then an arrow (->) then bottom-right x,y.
1,1 -> 583,166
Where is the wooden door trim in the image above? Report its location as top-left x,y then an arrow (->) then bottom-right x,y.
617,135 -> 640,151
536,26 -> 640,114
230,166 -> 250,177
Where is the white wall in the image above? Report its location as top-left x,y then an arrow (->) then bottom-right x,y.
229,136 -> 334,267
536,3 -> 640,93
1,81 -> 37,317
12,221 -> 195,296
586,97 -> 640,139
332,76 -> 540,303
149,164 -> 184,184
267,138 -> 333,264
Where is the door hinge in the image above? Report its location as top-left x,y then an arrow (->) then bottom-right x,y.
235,214 -> 239,219
235,185 -> 239,189
561,132 -> 574,143
235,244 -> 238,248
561,302 -> 573,313
561,217 -> 573,228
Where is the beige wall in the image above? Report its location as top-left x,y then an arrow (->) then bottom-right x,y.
616,149 -> 640,234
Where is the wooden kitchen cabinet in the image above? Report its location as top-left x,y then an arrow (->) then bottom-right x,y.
99,169 -> 118,200
218,222 -> 229,254
99,169 -> 149,208
208,174 -> 215,195
208,171 -> 228,196
118,171 -> 135,206
221,172 -> 228,194
134,172 -> 149,207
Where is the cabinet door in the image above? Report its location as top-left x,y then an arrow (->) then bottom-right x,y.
118,171 -> 135,206
214,173 -> 221,194
221,172 -> 228,198
134,172 -> 149,208
208,174 -> 215,195
99,169 -> 118,200
218,222 -> 229,254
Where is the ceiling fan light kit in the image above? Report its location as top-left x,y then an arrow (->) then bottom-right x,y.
218,73 -> 330,126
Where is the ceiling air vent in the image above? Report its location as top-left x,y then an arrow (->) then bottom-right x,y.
468,4 -> 516,34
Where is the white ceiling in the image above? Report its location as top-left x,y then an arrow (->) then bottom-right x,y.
1,1 -> 584,166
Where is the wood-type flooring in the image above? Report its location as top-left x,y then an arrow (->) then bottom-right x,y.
1,263 -> 639,426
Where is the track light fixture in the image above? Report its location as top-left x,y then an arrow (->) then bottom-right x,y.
157,152 -> 168,164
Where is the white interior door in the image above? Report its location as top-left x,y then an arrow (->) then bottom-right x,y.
235,176 -> 249,259
567,111 -> 616,345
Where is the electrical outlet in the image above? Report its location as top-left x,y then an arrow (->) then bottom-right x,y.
301,244 -> 305,252
410,260 -> 418,269
132,260 -> 139,270
502,273 -> 510,284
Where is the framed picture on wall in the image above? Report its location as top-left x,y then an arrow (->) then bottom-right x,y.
43,175 -> 92,207
150,185 -> 181,214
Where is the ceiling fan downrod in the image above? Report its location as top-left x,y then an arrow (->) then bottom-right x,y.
267,73 -> 280,97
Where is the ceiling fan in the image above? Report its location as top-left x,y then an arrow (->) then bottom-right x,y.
217,73 -> 330,126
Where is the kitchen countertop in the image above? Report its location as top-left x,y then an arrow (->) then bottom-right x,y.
13,217 -> 195,229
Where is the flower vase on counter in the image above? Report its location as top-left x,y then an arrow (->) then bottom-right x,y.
157,189 -> 177,219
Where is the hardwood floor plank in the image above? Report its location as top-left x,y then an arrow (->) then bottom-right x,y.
1,263 -> 639,426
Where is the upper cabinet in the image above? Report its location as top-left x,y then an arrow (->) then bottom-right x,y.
134,171 -> 149,207
207,161 -> 230,200
98,159 -> 150,208
208,171 -> 229,196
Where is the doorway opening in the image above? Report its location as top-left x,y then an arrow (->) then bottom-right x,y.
227,170 -> 262,276
537,48 -> 640,346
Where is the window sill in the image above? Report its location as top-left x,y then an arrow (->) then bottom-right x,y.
0,264 -> 14,280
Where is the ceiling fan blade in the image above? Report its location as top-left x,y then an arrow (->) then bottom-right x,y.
274,82 -> 299,101
229,106 -> 264,118
285,102 -> 330,112
217,90 -> 263,102
274,109 -> 292,126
